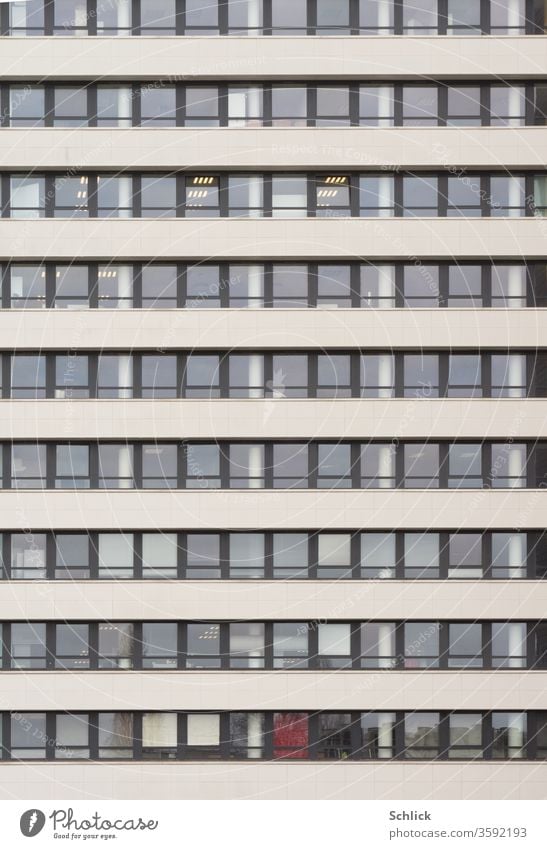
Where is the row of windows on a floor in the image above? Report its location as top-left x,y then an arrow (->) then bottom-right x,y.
1,529 -> 544,580
1,620 -> 546,669
1,351 -> 542,399
5,262 -> 546,309
2,710 -> 547,762
0,441 -> 543,489
3,172 -> 547,217
4,82 -> 547,127
3,0 -> 544,36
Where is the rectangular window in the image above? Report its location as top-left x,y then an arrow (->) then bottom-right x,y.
361,532 -> 396,579
142,623 -> 178,669
185,444 -> 220,488
98,265 -> 133,309
316,0 -> 350,33
448,443 -> 482,488
185,87 -> 219,127
359,176 -> 394,217
317,354 -> 351,397
229,533 -> 265,579
187,534 -> 220,579
141,713 -> 177,759
11,533 -> 46,579
55,444 -> 90,489
273,623 -> 308,668
55,624 -> 90,669
492,712 -> 526,758
403,443 -> 440,488
11,623 -> 46,669
361,354 -> 394,398
359,0 -> 395,33
229,444 -> 265,488
97,355 -> 133,398
491,265 -> 527,308
184,355 -> 220,398
404,622 -> 440,668
271,0 -> 307,34
318,443 -> 351,488
404,712 -> 440,758
9,265 -> 45,309
186,714 -> 220,759
229,354 -> 264,398
490,176 -> 525,216
447,175 -> 481,216
228,88 -> 263,126
448,354 -> 482,397
140,0 -> 176,34
11,354 -> 45,398
142,265 -> 178,308
98,444 -> 134,488
53,87 -> 88,127
142,444 -> 177,489
491,532 -> 526,578
448,713 -> 482,758
491,354 -> 526,398
142,533 -> 178,579
54,0 -> 88,35
98,623 -> 133,669
317,623 -> 352,668
402,265 -> 440,308
184,176 -> 219,217
48,720 -> 91,765
490,444 -> 526,488
10,176 -> 45,218
98,533 -> 134,579
97,176 -> 133,218
316,87 -> 350,126
317,714 -> 353,759
400,87 -> 438,126
402,0 -> 438,33
10,85 -> 45,127
185,0 -> 218,32
271,355 -> 308,398
228,265 -> 264,307
229,623 -> 265,668
449,533 -> 482,578
403,176 -> 438,216
229,713 -> 264,759
186,266 -> 221,309
272,533 -> 309,579
98,713 -> 133,759
12,444 -> 46,489
11,713 -> 46,759
272,175 -> 307,217
317,533 -> 352,579
492,622 -> 526,668
361,444 -> 395,488
360,622 -> 396,668
448,265 -> 482,306
272,264 -> 308,307
404,532 -> 440,579
448,623 -> 482,668
9,1 -> 45,36
141,86 -> 176,127
360,265 -> 396,307
141,176 -> 176,217
359,86 -> 394,126
141,355 -> 177,398
273,713 -> 309,759
358,713 -> 395,758
97,87 -> 132,125
54,176 -> 89,218
447,0 -> 481,33
186,623 -> 221,668
316,265 -> 352,307
447,86 -> 481,125
55,534 -> 90,579
55,355 -> 89,398
55,266 -> 90,309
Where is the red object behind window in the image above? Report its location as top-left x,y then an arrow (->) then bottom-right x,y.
273,712 -> 309,759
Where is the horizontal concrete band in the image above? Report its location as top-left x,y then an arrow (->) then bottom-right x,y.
0,490 -> 544,530
2,127 -> 547,170
1,580 -> 545,622
0,37 -> 546,81
1,399 -> 547,440
0,761 -> 544,801
1,218 -> 545,261
0,670 -> 544,711
1,309 -> 545,351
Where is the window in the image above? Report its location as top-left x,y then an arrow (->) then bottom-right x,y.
273,713 -> 308,759
141,86 -> 176,127
491,265 -> 527,307
97,355 -> 133,398
361,355 -> 394,398
358,713 -> 395,758
316,87 -> 350,126
55,534 -> 90,579
272,265 -> 308,307
492,622 -> 526,668
404,712 -> 440,758
317,534 -> 352,578
359,86 -> 394,126
228,265 -> 264,307
491,354 -> 526,398
185,88 -> 219,127
11,714 -> 46,759
447,175 -> 481,216
447,86 -> 481,125
54,0 -> 87,34
98,444 -> 134,488
491,532 -> 526,579
228,88 -> 263,126
361,444 -> 395,488
184,356 -> 220,397
360,623 -> 396,668
55,266 -> 89,309
53,87 -> 87,126
318,443 -> 351,488
55,444 -> 90,489
142,444 -> 177,488
403,176 -> 438,216
229,444 -> 264,487
272,533 -> 309,579
229,623 -> 265,668
11,355 -> 45,398
317,714 -> 353,759
272,175 -> 307,217
11,623 -> 46,669
10,86 -> 45,127
185,444 -> 220,488
227,176 -> 263,218
55,624 -> 90,669
54,176 -> 89,217
97,87 -> 132,126
229,533 -> 264,579
271,355 -> 308,398
404,532 -> 439,579
492,713 -> 526,759
187,623 -> 221,668
490,86 -> 526,126
11,533 -> 46,579
186,266 -> 221,308
449,533 -> 482,578
401,87 -> 438,126
142,355 -> 177,398
98,533 -> 134,579
316,265 -> 352,307
142,713 -> 177,759
9,1 -> 45,36
448,443 -> 482,488
185,0 -> 218,32
9,265 -> 45,309
10,176 -> 45,218
98,713 -> 133,759
229,713 -> 264,759
447,0 -> 481,32
140,0 -> 176,34
359,176 -> 394,217
403,443 -> 439,487
318,623 -> 351,668
55,355 -> 89,398
12,444 -> 46,488
186,714 -> 220,759
271,0 -> 307,33
402,265 -> 440,308
142,533 -> 178,579
97,176 -> 132,218
142,623 -> 177,669
186,534 -> 220,579
490,176 -> 525,216
273,623 -> 308,668
448,354 -> 482,397
448,714 -> 482,758
360,265 -> 396,307
229,354 -> 264,397
142,265 -> 178,308
361,533 -> 396,579
404,623 -> 439,668
448,265 -> 482,306
98,623 -> 133,669
317,354 -> 351,397
448,623 -> 482,668
185,176 -> 219,217
490,443 -> 526,488
98,265 -> 133,309
141,176 -> 176,217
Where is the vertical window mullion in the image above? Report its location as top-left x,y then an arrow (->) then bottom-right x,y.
46,621 -> 55,670
45,712 -> 56,759
437,84 -> 447,126
44,0 -> 54,36
176,0 -> 185,35
45,174 -> 55,218
89,531 -> 99,580
1,355 -> 10,400
1,533 -> 10,580
483,622 -> 492,668
264,532 -> 273,580
89,622 -> 99,670
131,0 -> 141,35
438,173 -> 448,217
133,622 -> 143,669
438,353 -> 448,398
439,442 -> 449,488
134,532 -> 143,580
439,531 -> 449,580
